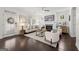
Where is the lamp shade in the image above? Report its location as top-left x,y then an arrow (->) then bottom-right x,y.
20,23 -> 25,27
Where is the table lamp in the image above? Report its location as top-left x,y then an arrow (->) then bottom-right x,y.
20,23 -> 25,30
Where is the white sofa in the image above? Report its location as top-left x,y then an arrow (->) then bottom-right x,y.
25,25 -> 39,33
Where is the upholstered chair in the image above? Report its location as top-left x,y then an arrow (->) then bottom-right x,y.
45,30 -> 59,43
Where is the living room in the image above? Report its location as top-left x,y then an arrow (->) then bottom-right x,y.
0,7 -> 77,51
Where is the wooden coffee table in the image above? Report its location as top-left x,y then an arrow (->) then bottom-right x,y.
36,28 -> 46,37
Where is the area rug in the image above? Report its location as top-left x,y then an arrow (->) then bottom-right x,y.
25,32 -> 57,47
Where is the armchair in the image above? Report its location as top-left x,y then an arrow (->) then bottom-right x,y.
45,30 -> 59,44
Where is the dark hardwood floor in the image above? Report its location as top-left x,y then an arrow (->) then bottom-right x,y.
0,33 -> 78,51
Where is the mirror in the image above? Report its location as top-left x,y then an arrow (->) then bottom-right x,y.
7,17 -> 14,24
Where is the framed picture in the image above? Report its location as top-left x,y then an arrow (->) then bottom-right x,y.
60,15 -> 64,19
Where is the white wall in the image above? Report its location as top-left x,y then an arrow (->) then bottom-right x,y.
31,8 -> 70,29
76,7 -> 79,50
0,8 -> 28,39
0,7 -> 75,39
32,8 -> 76,38
69,7 -> 76,37
56,10 -> 69,24
0,8 -> 4,39
0,8 -> 17,39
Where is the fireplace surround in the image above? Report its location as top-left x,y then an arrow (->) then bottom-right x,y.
46,25 -> 53,31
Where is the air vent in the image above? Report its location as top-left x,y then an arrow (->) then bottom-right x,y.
4,10 -> 16,14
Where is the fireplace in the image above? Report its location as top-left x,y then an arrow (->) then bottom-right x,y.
46,25 -> 53,31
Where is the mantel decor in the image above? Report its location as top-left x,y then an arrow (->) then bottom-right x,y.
7,17 -> 14,24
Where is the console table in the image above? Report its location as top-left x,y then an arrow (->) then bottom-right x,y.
61,26 -> 69,33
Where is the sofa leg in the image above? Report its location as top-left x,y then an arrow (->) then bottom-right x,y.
51,39 -> 52,44
44,37 -> 46,40
56,43 -> 59,48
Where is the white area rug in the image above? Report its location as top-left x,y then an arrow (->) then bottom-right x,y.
25,32 -> 57,47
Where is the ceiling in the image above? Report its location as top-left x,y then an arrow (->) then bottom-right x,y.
15,7 -> 70,15
2,7 -> 70,16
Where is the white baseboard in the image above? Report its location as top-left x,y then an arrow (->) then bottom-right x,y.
0,36 -> 3,39
69,34 -> 76,38
0,32 -> 19,39
76,38 -> 79,50
76,44 -> 79,50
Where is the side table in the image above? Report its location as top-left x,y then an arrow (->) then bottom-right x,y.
20,30 -> 25,35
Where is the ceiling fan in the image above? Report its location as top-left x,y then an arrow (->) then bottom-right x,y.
42,7 -> 50,12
